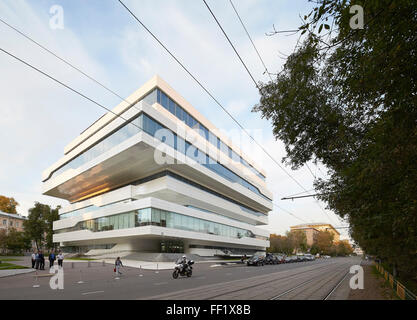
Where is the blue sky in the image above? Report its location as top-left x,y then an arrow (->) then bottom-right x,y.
0,0 -> 349,238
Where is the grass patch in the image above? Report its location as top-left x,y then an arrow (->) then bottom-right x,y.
372,265 -> 400,300
0,262 -> 28,270
0,258 -> 22,262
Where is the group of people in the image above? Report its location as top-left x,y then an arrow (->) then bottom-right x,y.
31,250 -> 64,270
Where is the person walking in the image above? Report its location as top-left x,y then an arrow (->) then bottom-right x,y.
57,251 -> 64,268
49,251 -> 56,268
35,251 -> 40,270
31,251 -> 36,268
115,257 -> 123,276
39,251 -> 45,270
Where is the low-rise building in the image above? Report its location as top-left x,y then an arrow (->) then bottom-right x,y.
289,226 -> 320,247
0,211 -> 27,233
290,223 -> 340,246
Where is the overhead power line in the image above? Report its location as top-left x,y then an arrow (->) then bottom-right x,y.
281,193 -> 332,201
0,17 -> 133,108
1,13 -> 308,222
274,203 -> 307,223
117,0 -> 309,193
0,44 -> 308,226
202,0 -> 259,88
202,0 -> 338,225
1,5 -> 329,224
0,47 -> 141,133
228,0 -> 273,82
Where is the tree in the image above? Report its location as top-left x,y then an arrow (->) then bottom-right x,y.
268,234 -> 293,255
309,244 -> 320,255
0,229 -> 7,254
44,206 -> 60,249
5,228 -> 31,254
0,195 -> 19,214
316,231 -> 334,255
255,0 -> 417,280
288,230 -> 307,253
24,202 -> 60,250
334,240 -> 354,257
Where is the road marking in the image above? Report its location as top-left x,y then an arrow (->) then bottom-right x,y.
154,282 -> 168,286
82,291 -> 104,295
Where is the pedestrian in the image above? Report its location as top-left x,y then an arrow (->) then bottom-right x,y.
49,250 -> 56,268
35,251 -> 40,270
115,257 -> 123,275
31,251 -> 36,268
39,251 -> 45,270
57,251 -> 64,268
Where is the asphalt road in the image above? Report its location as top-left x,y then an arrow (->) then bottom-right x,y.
0,256 -> 361,300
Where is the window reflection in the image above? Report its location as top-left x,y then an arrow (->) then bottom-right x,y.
47,89 -> 269,200
56,207 -> 268,241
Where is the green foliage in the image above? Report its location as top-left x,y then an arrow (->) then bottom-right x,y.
268,234 -> 294,254
316,231 -> 334,255
4,228 -> 31,254
256,0 -> 417,280
0,262 -> 28,270
23,202 -> 60,250
288,230 -> 308,252
0,230 -> 7,254
0,228 -> 30,255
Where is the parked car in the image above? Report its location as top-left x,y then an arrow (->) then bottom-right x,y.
246,255 -> 265,266
265,254 -> 279,265
289,255 -> 299,263
296,255 -> 306,262
276,255 -> 286,264
284,256 -> 293,263
304,254 -> 315,261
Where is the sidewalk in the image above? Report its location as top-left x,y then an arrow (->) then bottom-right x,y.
0,269 -> 35,278
348,260 -> 395,300
103,259 -> 175,270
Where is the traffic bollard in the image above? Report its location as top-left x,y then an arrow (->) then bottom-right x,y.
33,271 -> 40,288
77,269 -> 84,284
139,265 -> 143,277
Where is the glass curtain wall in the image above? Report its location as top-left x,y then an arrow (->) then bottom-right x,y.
55,207 -> 268,241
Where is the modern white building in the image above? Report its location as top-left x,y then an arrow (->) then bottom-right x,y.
43,76 -> 272,257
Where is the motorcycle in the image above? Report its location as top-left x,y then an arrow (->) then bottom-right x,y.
172,259 -> 194,279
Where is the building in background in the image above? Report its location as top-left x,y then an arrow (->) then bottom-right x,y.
289,225 -> 320,247
290,223 -> 341,246
42,76 -> 272,257
0,211 -> 27,233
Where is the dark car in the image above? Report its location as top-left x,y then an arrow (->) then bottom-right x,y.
246,255 -> 265,266
265,254 -> 279,265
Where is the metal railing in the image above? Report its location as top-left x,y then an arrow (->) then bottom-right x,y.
375,263 -> 417,300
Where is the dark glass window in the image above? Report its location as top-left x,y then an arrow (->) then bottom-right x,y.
168,98 -> 176,115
